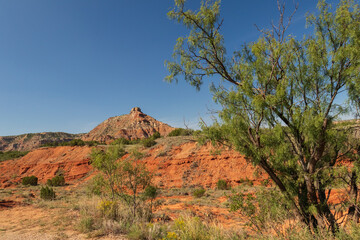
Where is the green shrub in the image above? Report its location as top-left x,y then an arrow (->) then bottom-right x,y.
144,185 -> 158,199
192,188 -> 206,198
141,138 -> 156,148
41,139 -> 101,147
216,179 -> 229,190
40,186 -> 56,200
47,175 -> 65,186
151,131 -> 161,139
78,217 -> 94,233
22,176 -> 38,186
111,138 -> 130,145
168,128 -> 194,137
0,151 -> 29,162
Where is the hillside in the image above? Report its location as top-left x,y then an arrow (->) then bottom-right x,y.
0,132 -> 83,152
0,107 -> 173,152
0,136 -> 265,189
81,107 -> 174,143
0,146 -> 92,188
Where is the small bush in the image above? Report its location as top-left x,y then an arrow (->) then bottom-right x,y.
151,131 -> 161,139
142,138 -> 156,148
41,139 -> 101,147
22,176 -> 38,186
216,179 -> 229,190
40,186 -> 56,200
144,185 -> 158,199
111,138 -> 130,145
47,175 -> 65,186
98,200 -> 118,220
192,188 -> 206,198
78,217 -> 94,233
168,128 -> 194,137
0,151 -> 29,162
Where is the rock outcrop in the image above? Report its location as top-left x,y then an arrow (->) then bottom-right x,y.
0,132 -> 83,152
81,107 -> 174,143
0,146 -> 92,188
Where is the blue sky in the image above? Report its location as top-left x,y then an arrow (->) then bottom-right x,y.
0,0 -> 339,136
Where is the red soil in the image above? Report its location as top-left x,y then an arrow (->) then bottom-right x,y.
0,138 -> 265,189
0,146 -> 92,188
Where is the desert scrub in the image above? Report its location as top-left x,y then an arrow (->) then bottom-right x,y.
98,200 -> 118,220
0,150 -> 29,162
22,176 -> 38,186
40,186 -> 56,200
141,132 -> 160,148
47,175 -> 65,186
216,179 -> 229,190
192,188 -> 206,198
78,217 -> 95,233
141,138 -> 156,148
164,215 -> 241,240
168,128 -> 194,137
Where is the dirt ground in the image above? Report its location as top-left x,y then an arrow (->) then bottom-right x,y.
0,183 -> 246,240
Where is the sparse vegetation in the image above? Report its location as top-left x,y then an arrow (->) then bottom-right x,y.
22,176 -> 38,186
0,151 -> 29,162
168,128 -> 194,137
41,139 -> 101,147
216,179 -> 229,190
141,138 -> 156,148
40,186 -> 56,200
90,145 -> 156,220
47,175 -> 65,187
192,188 -> 206,198
111,137 -> 131,145
141,131 -> 161,148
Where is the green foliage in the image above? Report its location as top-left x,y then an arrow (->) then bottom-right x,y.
141,138 -> 156,148
40,186 -> 56,200
141,132 -> 161,148
143,185 -> 158,200
151,131 -> 161,139
216,179 -> 229,190
41,139 -> 101,147
168,128 -> 194,137
47,175 -> 65,186
229,187 -> 295,237
192,188 -> 206,198
22,176 -> 38,186
111,137 -> 130,145
78,217 -> 94,233
0,151 -> 29,162
167,0 -> 360,232
90,145 -> 154,220
130,149 -> 145,160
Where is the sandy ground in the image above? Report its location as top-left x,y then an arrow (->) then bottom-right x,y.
0,204 -> 127,240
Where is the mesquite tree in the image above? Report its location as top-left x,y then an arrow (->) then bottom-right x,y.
166,0 -> 360,232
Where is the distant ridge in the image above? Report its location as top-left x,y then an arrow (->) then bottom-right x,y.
81,107 -> 174,143
0,107 -> 174,151
0,132 -> 83,152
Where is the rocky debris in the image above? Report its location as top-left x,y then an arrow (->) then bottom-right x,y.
0,132 -> 83,152
82,107 -> 174,143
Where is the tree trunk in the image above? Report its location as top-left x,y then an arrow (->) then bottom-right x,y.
347,170 -> 360,224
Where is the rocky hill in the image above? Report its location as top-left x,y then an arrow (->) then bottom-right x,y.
0,136 -> 265,189
81,107 -> 174,143
0,146 -> 92,188
0,107 -> 173,151
0,132 -> 83,152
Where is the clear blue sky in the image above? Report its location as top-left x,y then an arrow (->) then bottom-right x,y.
0,0 -> 339,136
